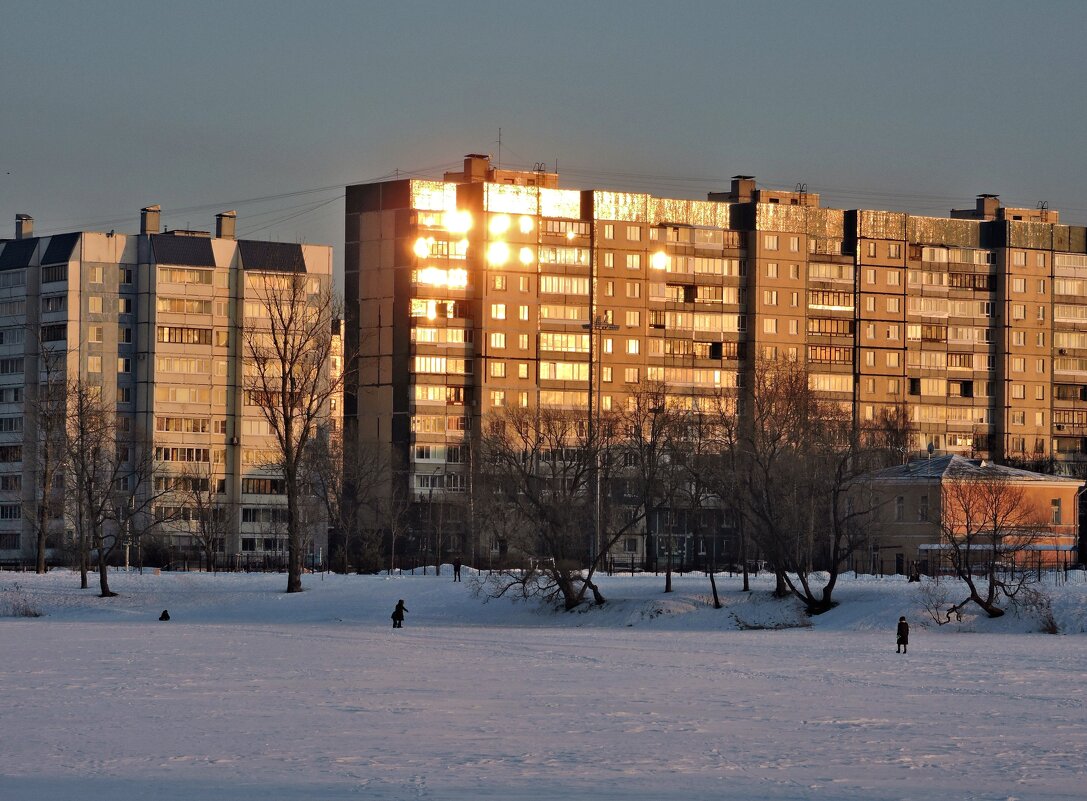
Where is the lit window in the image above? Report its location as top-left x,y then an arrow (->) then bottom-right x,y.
491,303 -> 506,320
764,235 -> 779,250
625,310 -> 640,327
603,224 -> 614,240
763,317 -> 777,334
626,339 -> 640,355
518,363 -> 529,379
490,332 -> 506,349
519,305 -> 529,321
88,296 -> 103,314
624,368 -> 639,383
766,263 -> 778,278
490,361 -> 506,378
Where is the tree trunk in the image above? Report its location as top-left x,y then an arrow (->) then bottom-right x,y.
97,555 -> 116,597
709,570 -> 722,609
285,478 -> 303,593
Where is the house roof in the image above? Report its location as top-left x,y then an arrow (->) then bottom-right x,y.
151,234 -> 216,267
238,240 -> 306,273
869,454 -> 1083,484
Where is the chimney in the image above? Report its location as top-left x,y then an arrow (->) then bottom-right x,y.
141,204 -> 161,234
714,175 -> 756,203
976,194 -> 1000,220
15,214 -> 33,239
463,154 -> 491,183
216,210 -> 237,240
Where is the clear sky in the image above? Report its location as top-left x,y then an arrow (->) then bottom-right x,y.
4,0 -> 1087,279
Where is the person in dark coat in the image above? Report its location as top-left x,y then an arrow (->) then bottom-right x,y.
159,610 -> 170,621
896,616 -> 909,653
452,557 -> 462,582
391,599 -> 408,628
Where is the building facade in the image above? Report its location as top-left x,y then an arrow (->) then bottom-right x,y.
0,209 -> 333,567
864,454 -> 1081,575
345,154 -> 1087,567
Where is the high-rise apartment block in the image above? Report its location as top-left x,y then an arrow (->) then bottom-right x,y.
0,209 -> 333,566
346,154 -> 1087,562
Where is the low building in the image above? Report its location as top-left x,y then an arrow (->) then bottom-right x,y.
863,455 -> 1081,575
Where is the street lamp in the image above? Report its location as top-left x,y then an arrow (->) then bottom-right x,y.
583,314 -> 618,569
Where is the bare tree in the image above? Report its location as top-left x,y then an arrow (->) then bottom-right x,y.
475,396 -> 678,611
937,472 -> 1052,619
614,383 -> 685,593
242,271 -> 341,593
305,430 -> 386,573
64,380 -> 169,596
475,406 -> 597,610
171,465 -> 233,572
22,334 -> 67,573
736,358 -> 886,613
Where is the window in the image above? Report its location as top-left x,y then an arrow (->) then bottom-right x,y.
491,303 -> 506,320
117,357 -> 131,374
918,495 -> 929,522
518,334 -> 529,350
626,225 -> 642,241
604,281 -> 614,297
603,252 -> 615,269
490,332 -> 506,349
87,356 -> 102,373
895,496 -> 904,522
789,236 -> 800,253
788,319 -> 798,335
764,234 -> 779,250
603,224 -> 614,240
626,282 -> 641,299
519,305 -> 529,321
763,317 -> 777,334
887,297 -> 900,313
626,339 -> 640,355
889,243 -> 902,259
626,253 -> 642,270
490,361 -> 506,378
118,298 -> 132,314
867,242 -> 877,258
886,352 -> 900,367
88,296 -> 102,314
625,310 -> 640,327
602,366 -> 612,382
766,263 -> 778,279
1011,384 -> 1025,399
519,275 -> 530,292
1012,251 -> 1026,266
119,327 -> 132,344
490,390 -> 505,407
1036,385 -> 1045,400
1012,277 -> 1026,293
518,363 -> 529,379
492,275 -> 506,290
763,289 -> 777,306
1052,498 -> 1062,525
624,367 -> 639,383
865,351 -> 874,367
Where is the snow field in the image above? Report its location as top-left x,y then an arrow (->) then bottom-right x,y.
1,569 -> 1085,801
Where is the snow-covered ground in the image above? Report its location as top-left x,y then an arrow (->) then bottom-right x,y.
2,568 -> 1085,801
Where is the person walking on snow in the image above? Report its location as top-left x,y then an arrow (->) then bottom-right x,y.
391,599 -> 408,628
453,557 -> 462,582
896,616 -> 909,653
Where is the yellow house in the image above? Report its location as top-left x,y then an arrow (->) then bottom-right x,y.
863,455 -> 1082,575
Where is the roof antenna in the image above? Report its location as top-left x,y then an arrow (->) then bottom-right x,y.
497,127 -> 502,170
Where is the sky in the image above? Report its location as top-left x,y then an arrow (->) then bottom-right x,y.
4,0 -> 1087,280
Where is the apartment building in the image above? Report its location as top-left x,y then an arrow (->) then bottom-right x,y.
345,154 -> 1087,565
0,209 -> 333,567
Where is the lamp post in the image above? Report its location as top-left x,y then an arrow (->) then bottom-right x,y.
583,314 -> 618,570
